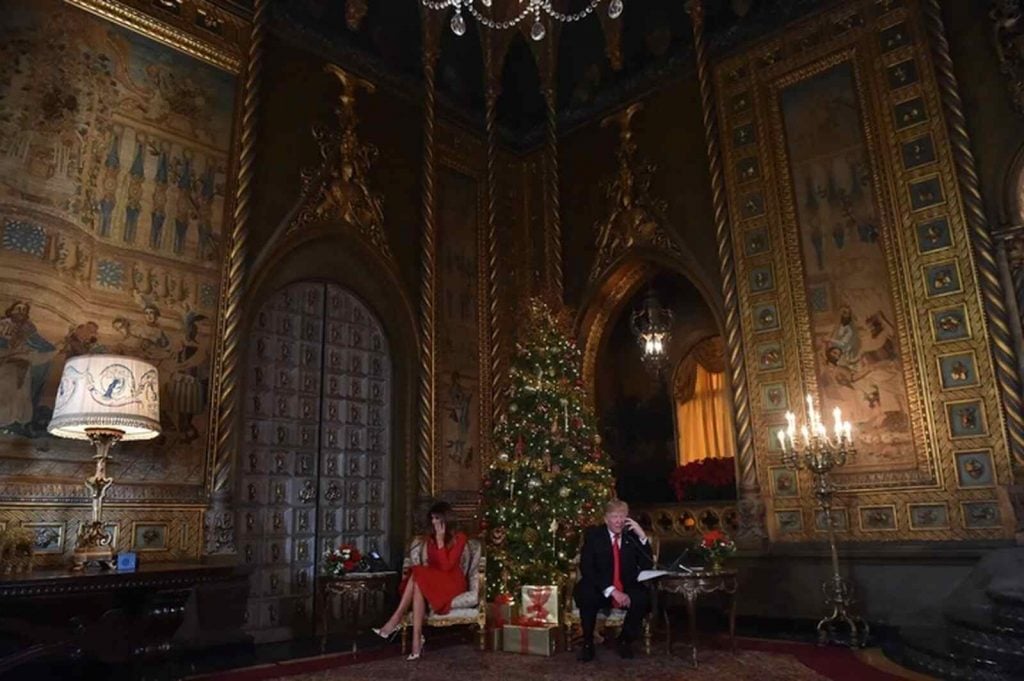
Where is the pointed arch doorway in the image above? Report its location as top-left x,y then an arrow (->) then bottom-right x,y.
239,281 -> 393,643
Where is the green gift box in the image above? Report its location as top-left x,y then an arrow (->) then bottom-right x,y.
484,625 -> 503,652
502,624 -> 560,656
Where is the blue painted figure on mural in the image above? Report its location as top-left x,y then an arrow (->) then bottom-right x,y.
197,160 -> 217,261
165,309 -> 207,444
124,137 -> 146,243
150,140 -> 170,249
0,301 -> 56,435
98,131 -> 121,237
173,150 -> 194,254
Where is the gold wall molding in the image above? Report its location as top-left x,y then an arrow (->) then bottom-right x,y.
0,506 -> 203,569
206,0 -> 267,555
588,103 -> 682,285
923,0 -> 1024,476
713,0 -> 1015,542
64,0 -> 247,73
689,0 -> 767,548
419,15 -> 441,499
285,66 -> 395,272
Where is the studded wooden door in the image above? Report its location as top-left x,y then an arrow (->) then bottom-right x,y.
239,282 -> 392,643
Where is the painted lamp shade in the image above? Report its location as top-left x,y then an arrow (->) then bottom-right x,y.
47,355 -> 161,440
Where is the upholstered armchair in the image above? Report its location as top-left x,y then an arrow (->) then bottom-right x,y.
400,536 -> 487,653
562,535 -> 660,655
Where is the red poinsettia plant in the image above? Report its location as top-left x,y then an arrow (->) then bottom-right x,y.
323,543 -> 362,577
695,529 -> 736,568
669,457 -> 737,501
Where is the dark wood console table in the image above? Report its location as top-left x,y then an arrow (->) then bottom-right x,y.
0,562 -> 249,679
657,569 -> 738,668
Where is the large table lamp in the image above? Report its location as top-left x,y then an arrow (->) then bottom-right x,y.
48,355 -> 161,570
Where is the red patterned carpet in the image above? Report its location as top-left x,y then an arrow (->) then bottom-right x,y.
196,638 -> 913,681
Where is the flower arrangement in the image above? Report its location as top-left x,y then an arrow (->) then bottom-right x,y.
669,457 -> 737,501
323,543 -> 362,576
695,529 -> 736,570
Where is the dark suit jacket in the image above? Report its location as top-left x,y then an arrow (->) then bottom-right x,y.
575,525 -> 654,606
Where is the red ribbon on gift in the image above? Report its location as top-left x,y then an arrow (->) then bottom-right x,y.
524,586 -> 554,623
512,615 -> 549,628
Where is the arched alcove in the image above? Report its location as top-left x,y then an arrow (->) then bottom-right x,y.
577,250 -> 733,506
245,222 -> 420,562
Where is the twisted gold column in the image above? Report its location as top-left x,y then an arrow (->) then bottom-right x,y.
205,0 -> 266,554
419,37 -> 440,497
923,0 -> 1024,473
688,0 -> 764,540
485,83 -> 503,455
544,85 -> 563,302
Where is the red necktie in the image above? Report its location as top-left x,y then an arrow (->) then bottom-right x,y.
612,534 -> 624,596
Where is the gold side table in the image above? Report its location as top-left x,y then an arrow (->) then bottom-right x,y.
657,569 -> 738,668
319,571 -> 397,654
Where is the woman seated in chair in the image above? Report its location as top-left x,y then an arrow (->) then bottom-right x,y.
373,500 -> 467,660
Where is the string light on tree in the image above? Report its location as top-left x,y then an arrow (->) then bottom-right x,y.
481,298 -> 615,598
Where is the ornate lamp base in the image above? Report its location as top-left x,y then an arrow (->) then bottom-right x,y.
71,521 -> 115,571
816,577 -> 869,647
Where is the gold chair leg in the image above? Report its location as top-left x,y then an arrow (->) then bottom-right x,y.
477,624 -> 486,651
643,618 -> 651,656
401,624 -> 409,654
565,622 -> 574,651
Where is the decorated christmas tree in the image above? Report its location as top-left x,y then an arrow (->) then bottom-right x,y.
481,299 -> 616,598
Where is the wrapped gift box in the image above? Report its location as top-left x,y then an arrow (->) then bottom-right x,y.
484,625 -> 503,652
520,584 -> 559,626
487,596 -> 517,628
502,623 -> 560,656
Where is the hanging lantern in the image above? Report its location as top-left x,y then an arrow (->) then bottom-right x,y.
630,290 -> 673,375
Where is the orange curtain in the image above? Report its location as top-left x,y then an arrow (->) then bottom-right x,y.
676,363 -> 734,465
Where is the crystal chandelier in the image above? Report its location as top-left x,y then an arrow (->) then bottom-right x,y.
630,290 -> 673,374
422,0 -> 624,42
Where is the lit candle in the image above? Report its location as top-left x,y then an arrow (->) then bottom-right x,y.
777,429 -> 787,450
844,421 -> 852,443
832,406 -> 842,438
801,425 -> 810,446
806,394 -> 815,425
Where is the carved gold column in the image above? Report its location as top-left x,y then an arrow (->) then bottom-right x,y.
419,16 -> 441,498
924,0 -> 1024,476
541,37 -> 563,303
483,43 -> 502,460
205,0 -> 266,556
687,0 -> 766,545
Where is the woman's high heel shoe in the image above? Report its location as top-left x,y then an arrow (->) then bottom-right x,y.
406,636 -> 426,661
371,626 -> 399,643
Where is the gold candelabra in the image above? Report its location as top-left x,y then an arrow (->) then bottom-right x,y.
778,395 -> 868,647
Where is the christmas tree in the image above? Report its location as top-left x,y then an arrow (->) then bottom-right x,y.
481,298 -> 616,598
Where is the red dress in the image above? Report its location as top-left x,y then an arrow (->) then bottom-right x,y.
406,532 -> 468,615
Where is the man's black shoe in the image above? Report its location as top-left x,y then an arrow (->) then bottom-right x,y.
577,643 -> 595,662
617,637 -> 634,659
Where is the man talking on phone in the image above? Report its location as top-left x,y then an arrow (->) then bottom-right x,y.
574,498 -> 653,662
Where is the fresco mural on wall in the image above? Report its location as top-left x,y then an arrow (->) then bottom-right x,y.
0,0 -> 235,502
436,167 -> 481,492
779,62 -> 914,472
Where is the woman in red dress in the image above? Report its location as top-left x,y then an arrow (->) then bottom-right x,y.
373,501 -> 467,660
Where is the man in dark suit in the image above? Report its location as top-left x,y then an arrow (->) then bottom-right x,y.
574,498 -> 653,661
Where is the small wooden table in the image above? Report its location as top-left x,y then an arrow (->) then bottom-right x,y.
657,569 -> 738,668
319,571 -> 397,654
